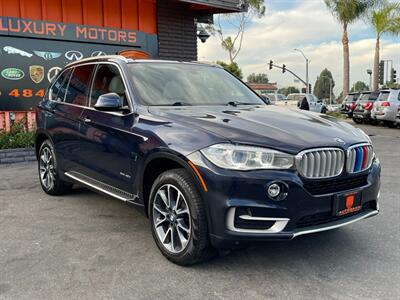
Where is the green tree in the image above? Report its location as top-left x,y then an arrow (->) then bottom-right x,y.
324,0 -> 376,96
217,61 -> 243,79
278,86 -> 300,96
314,68 -> 336,100
382,82 -> 400,89
209,0 -> 266,63
247,73 -> 269,83
351,81 -> 369,92
370,2 -> 400,90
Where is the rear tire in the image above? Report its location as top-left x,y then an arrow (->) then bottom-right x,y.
38,140 -> 72,195
149,169 -> 215,265
353,118 -> 363,124
386,121 -> 396,128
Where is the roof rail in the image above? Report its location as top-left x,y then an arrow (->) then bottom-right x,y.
66,55 -> 130,67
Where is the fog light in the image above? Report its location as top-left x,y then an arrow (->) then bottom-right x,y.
267,181 -> 288,201
268,183 -> 281,198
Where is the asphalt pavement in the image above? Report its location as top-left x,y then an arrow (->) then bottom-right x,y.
0,124 -> 399,299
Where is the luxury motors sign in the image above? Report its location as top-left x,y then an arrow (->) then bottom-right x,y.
0,16 -> 140,46
0,16 -> 157,111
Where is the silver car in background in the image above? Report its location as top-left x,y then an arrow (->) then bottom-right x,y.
281,93 -> 327,113
372,89 -> 400,128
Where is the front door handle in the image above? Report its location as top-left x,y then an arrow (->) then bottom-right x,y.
83,117 -> 91,123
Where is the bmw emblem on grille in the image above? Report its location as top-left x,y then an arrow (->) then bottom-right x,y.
334,138 -> 345,145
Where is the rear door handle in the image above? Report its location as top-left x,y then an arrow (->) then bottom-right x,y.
83,117 -> 91,123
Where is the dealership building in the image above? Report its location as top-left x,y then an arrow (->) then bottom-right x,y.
0,0 -> 242,130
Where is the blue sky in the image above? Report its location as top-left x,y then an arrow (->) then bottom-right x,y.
199,0 -> 400,94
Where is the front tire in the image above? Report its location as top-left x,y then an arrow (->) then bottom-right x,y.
353,118 -> 363,124
149,169 -> 214,265
38,140 -> 72,195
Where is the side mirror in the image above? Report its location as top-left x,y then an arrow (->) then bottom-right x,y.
94,93 -> 122,111
260,95 -> 270,104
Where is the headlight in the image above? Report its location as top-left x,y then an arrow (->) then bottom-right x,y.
200,144 -> 294,170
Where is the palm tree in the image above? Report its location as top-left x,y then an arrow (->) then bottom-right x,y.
324,0 -> 376,98
370,2 -> 400,90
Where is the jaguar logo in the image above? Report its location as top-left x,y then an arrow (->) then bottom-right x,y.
334,138 -> 345,145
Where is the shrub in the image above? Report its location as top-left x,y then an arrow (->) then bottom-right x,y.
0,120 -> 35,150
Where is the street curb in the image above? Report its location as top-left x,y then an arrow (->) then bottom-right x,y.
0,148 -> 36,165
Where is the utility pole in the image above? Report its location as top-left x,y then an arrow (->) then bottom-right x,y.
294,48 -> 309,93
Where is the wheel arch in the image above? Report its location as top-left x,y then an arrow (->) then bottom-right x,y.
35,130 -> 53,159
140,151 -> 208,218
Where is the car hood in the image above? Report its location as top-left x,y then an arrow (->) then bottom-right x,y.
148,105 -> 369,154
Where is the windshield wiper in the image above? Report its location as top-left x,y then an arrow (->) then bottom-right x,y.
172,101 -> 192,106
226,101 -> 256,107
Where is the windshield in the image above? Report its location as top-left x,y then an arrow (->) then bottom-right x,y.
377,92 -> 390,101
345,94 -> 358,102
360,93 -> 371,101
128,63 -> 264,106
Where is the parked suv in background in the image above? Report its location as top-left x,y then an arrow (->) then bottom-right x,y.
35,56 -> 380,265
352,91 -> 380,124
340,92 -> 360,118
372,89 -> 400,128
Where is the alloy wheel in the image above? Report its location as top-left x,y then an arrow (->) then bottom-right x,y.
152,184 -> 191,254
39,147 -> 56,190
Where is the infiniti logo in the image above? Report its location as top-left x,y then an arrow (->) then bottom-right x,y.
334,138 -> 345,145
65,50 -> 83,61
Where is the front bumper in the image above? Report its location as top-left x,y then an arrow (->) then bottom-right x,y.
187,152 -> 381,248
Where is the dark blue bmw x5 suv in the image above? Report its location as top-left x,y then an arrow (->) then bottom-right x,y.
35,56 -> 380,265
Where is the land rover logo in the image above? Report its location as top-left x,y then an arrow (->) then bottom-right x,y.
334,138 -> 345,144
1,68 -> 25,80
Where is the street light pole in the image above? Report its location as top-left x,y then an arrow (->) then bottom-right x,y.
294,48 -> 309,93
367,69 -> 372,90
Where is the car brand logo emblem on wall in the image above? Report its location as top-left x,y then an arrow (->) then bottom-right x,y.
334,138 -> 345,145
47,67 -> 62,83
34,51 -> 62,60
65,50 -> 83,61
29,65 -> 44,84
3,46 -> 32,57
1,68 -> 25,80
91,51 -> 106,57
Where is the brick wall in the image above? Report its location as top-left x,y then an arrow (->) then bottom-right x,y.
0,148 -> 36,165
157,0 -> 198,61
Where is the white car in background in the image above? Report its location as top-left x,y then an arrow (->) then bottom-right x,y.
371,89 -> 400,128
267,93 -> 286,104
277,93 -> 327,113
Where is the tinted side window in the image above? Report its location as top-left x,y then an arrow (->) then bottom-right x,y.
64,65 -> 95,106
50,69 -> 72,102
90,64 -> 127,107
